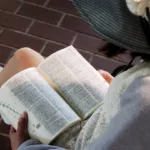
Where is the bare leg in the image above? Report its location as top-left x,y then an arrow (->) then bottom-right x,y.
0,47 -> 44,86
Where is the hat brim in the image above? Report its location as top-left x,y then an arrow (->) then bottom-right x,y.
73,0 -> 150,54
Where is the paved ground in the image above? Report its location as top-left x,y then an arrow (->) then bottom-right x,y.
0,0 -> 131,149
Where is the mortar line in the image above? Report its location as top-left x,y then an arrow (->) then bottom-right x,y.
0,28 -> 3,35
25,20 -> 35,33
89,53 -> 94,64
70,34 -> 78,45
57,13 -> 66,27
0,133 -> 9,138
44,0 -> 50,7
14,2 -> 23,14
40,41 -> 49,54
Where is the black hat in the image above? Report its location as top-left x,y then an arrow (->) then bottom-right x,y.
73,0 -> 150,54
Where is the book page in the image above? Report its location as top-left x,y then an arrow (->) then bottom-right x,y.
38,46 -> 109,119
1,68 -> 80,144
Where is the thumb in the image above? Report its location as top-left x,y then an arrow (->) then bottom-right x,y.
98,70 -> 114,84
9,125 -> 16,137
17,112 -> 28,135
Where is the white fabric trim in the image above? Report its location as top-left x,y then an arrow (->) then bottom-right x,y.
126,0 -> 150,19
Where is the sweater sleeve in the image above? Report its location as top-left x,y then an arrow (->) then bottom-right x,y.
17,139 -> 67,150
87,76 -> 150,150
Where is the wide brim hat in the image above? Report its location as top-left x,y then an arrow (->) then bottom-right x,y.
73,0 -> 150,54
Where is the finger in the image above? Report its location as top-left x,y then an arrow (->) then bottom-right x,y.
17,112 -> 28,135
98,70 -> 114,84
9,125 -> 16,136
24,112 -> 29,134
23,112 -> 28,125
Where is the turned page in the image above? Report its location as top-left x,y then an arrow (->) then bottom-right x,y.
38,46 -> 109,119
1,68 -> 80,144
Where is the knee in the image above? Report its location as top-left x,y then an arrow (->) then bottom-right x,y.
13,47 -> 44,68
14,47 -> 44,61
14,47 -> 37,59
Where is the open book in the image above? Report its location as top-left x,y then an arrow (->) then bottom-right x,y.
0,46 -> 109,144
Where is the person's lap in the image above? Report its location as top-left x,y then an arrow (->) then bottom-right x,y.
0,47 -> 114,149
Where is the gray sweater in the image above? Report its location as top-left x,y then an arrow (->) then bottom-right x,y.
18,76 -> 150,150
18,139 -> 66,150
87,76 -> 150,150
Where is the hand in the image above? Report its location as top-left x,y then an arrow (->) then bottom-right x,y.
98,70 -> 114,84
9,112 -> 29,150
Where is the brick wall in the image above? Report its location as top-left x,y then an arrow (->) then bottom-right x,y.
0,0 -> 127,73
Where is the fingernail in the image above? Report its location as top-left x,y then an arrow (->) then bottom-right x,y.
21,112 -> 26,118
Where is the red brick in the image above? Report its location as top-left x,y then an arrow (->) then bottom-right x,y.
116,53 -> 141,64
0,11 -> 32,32
0,29 -> 45,51
17,3 -> 62,25
113,50 -> 139,64
91,55 -> 124,73
42,42 -> 66,56
0,0 -> 20,12
23,0 -> 47,5
0,27 -> 2,31
115,52 -> 131,63
78,50 -> 91,61
74,34 -> 108,53
60,15 -> 99,37
0,135 -> 11,150
47,0 -> 80,16
29,21 -> 76,44
0,45 -> 14,63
